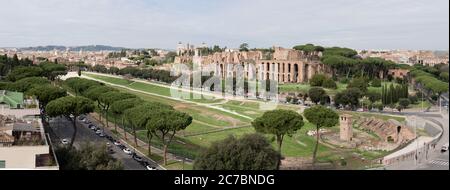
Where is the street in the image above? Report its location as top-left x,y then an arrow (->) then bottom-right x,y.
48,115 -> 162,170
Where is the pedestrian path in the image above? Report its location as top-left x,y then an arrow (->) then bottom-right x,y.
429,160 -> 449,166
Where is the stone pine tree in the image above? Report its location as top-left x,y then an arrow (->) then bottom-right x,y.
148,109 -> 192,165
46,96 -> 95,147
194,134 -> 280,170
252,110 -> 304,169
28,85 -> 67,122
304,106 -> 339,168
110,98 -> 142,138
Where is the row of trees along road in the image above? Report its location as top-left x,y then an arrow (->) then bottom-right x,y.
63,77 -> 192,165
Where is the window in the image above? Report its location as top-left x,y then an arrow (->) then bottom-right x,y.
0,160 -> 5,168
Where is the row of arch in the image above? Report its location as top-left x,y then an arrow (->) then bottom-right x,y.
214,61 -> 324,83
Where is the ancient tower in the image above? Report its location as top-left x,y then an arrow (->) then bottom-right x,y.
340,114 -> 353,141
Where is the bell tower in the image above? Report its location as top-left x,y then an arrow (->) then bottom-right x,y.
340,114 -> 353,141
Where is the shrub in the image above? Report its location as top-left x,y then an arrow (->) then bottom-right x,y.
323,78 -> 337,89
309,74 -> 327,87
371,78 -> 382,87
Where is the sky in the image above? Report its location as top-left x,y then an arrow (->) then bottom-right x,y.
0,0 -> 448,50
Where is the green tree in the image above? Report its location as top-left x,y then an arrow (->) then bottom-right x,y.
304,106 -> 339,168
334,88 -> 363,109
148,109 -> 192,165
7,66 -> 43,82
308,87 -> 327,104
252,110 -> 304,169
309,74 -> 327,87
28,85 -> 67,121
110,98 -> 141,137
322,78 -> 337,89
371,78 -> 382,87
6,77 -> 50,93
98,92 -> 135,129
55,143 -> 123,170
125,103 -> 174,148
194,134 -> 280,170
347,77 -> 368,93
39,62 -> 68,81
398,98 -> 411,111
84,86 -> 116,123
239,43 -> 249,52
46,96 -> 95,147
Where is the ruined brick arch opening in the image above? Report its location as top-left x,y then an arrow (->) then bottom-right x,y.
397,126 -> 402,134
294,64 -> 299,83
387,136 -> 394,143
266,63 -> 270,71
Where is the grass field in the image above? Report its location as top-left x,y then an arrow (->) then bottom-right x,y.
279,81 -> 399,95
81,72 -> 394,168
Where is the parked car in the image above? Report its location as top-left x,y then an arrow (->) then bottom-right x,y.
133,155 -> 143,162
114,141 -> 122,146
141,161 -> 150,167
441,143 -> 449,153
106,136 -> 114,141
95,130 -> 102,135
123,148 -> 133,155
146,165 -> 157,170
118,145 -> 126,150
61,139 -> 70,145
89,124 -> 97,130
98,133 -> 106,137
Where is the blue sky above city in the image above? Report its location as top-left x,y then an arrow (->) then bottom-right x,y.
0,0 -> 448,50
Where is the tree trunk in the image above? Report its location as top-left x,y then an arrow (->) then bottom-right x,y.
114,115 -> 117,132
70,117 -> 77,148
105,107 -> 109,128
133,125 -> 138,147
122,116 -> 127,140
276,135 -> 283,170
312,126 -> 320,170
163,144 -> 168,166
147,132 -> 152,156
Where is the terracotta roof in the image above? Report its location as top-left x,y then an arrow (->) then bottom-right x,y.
0,132 -> 14,143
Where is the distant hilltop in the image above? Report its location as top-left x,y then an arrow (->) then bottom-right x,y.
19,45 -> 126,52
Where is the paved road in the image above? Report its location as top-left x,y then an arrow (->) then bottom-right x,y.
384,112 -> 449,170
48,116 -> 161,170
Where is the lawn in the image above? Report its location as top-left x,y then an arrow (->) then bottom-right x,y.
85,73 -> 219,103
409,100 -> 432,109
82,72 -> 392,164
341,111 -> 406,122
280,81 -> 399,95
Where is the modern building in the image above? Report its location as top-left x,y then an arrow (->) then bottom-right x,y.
0,95 -> 59,170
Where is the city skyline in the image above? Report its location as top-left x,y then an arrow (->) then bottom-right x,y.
0,0 -> 449,50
